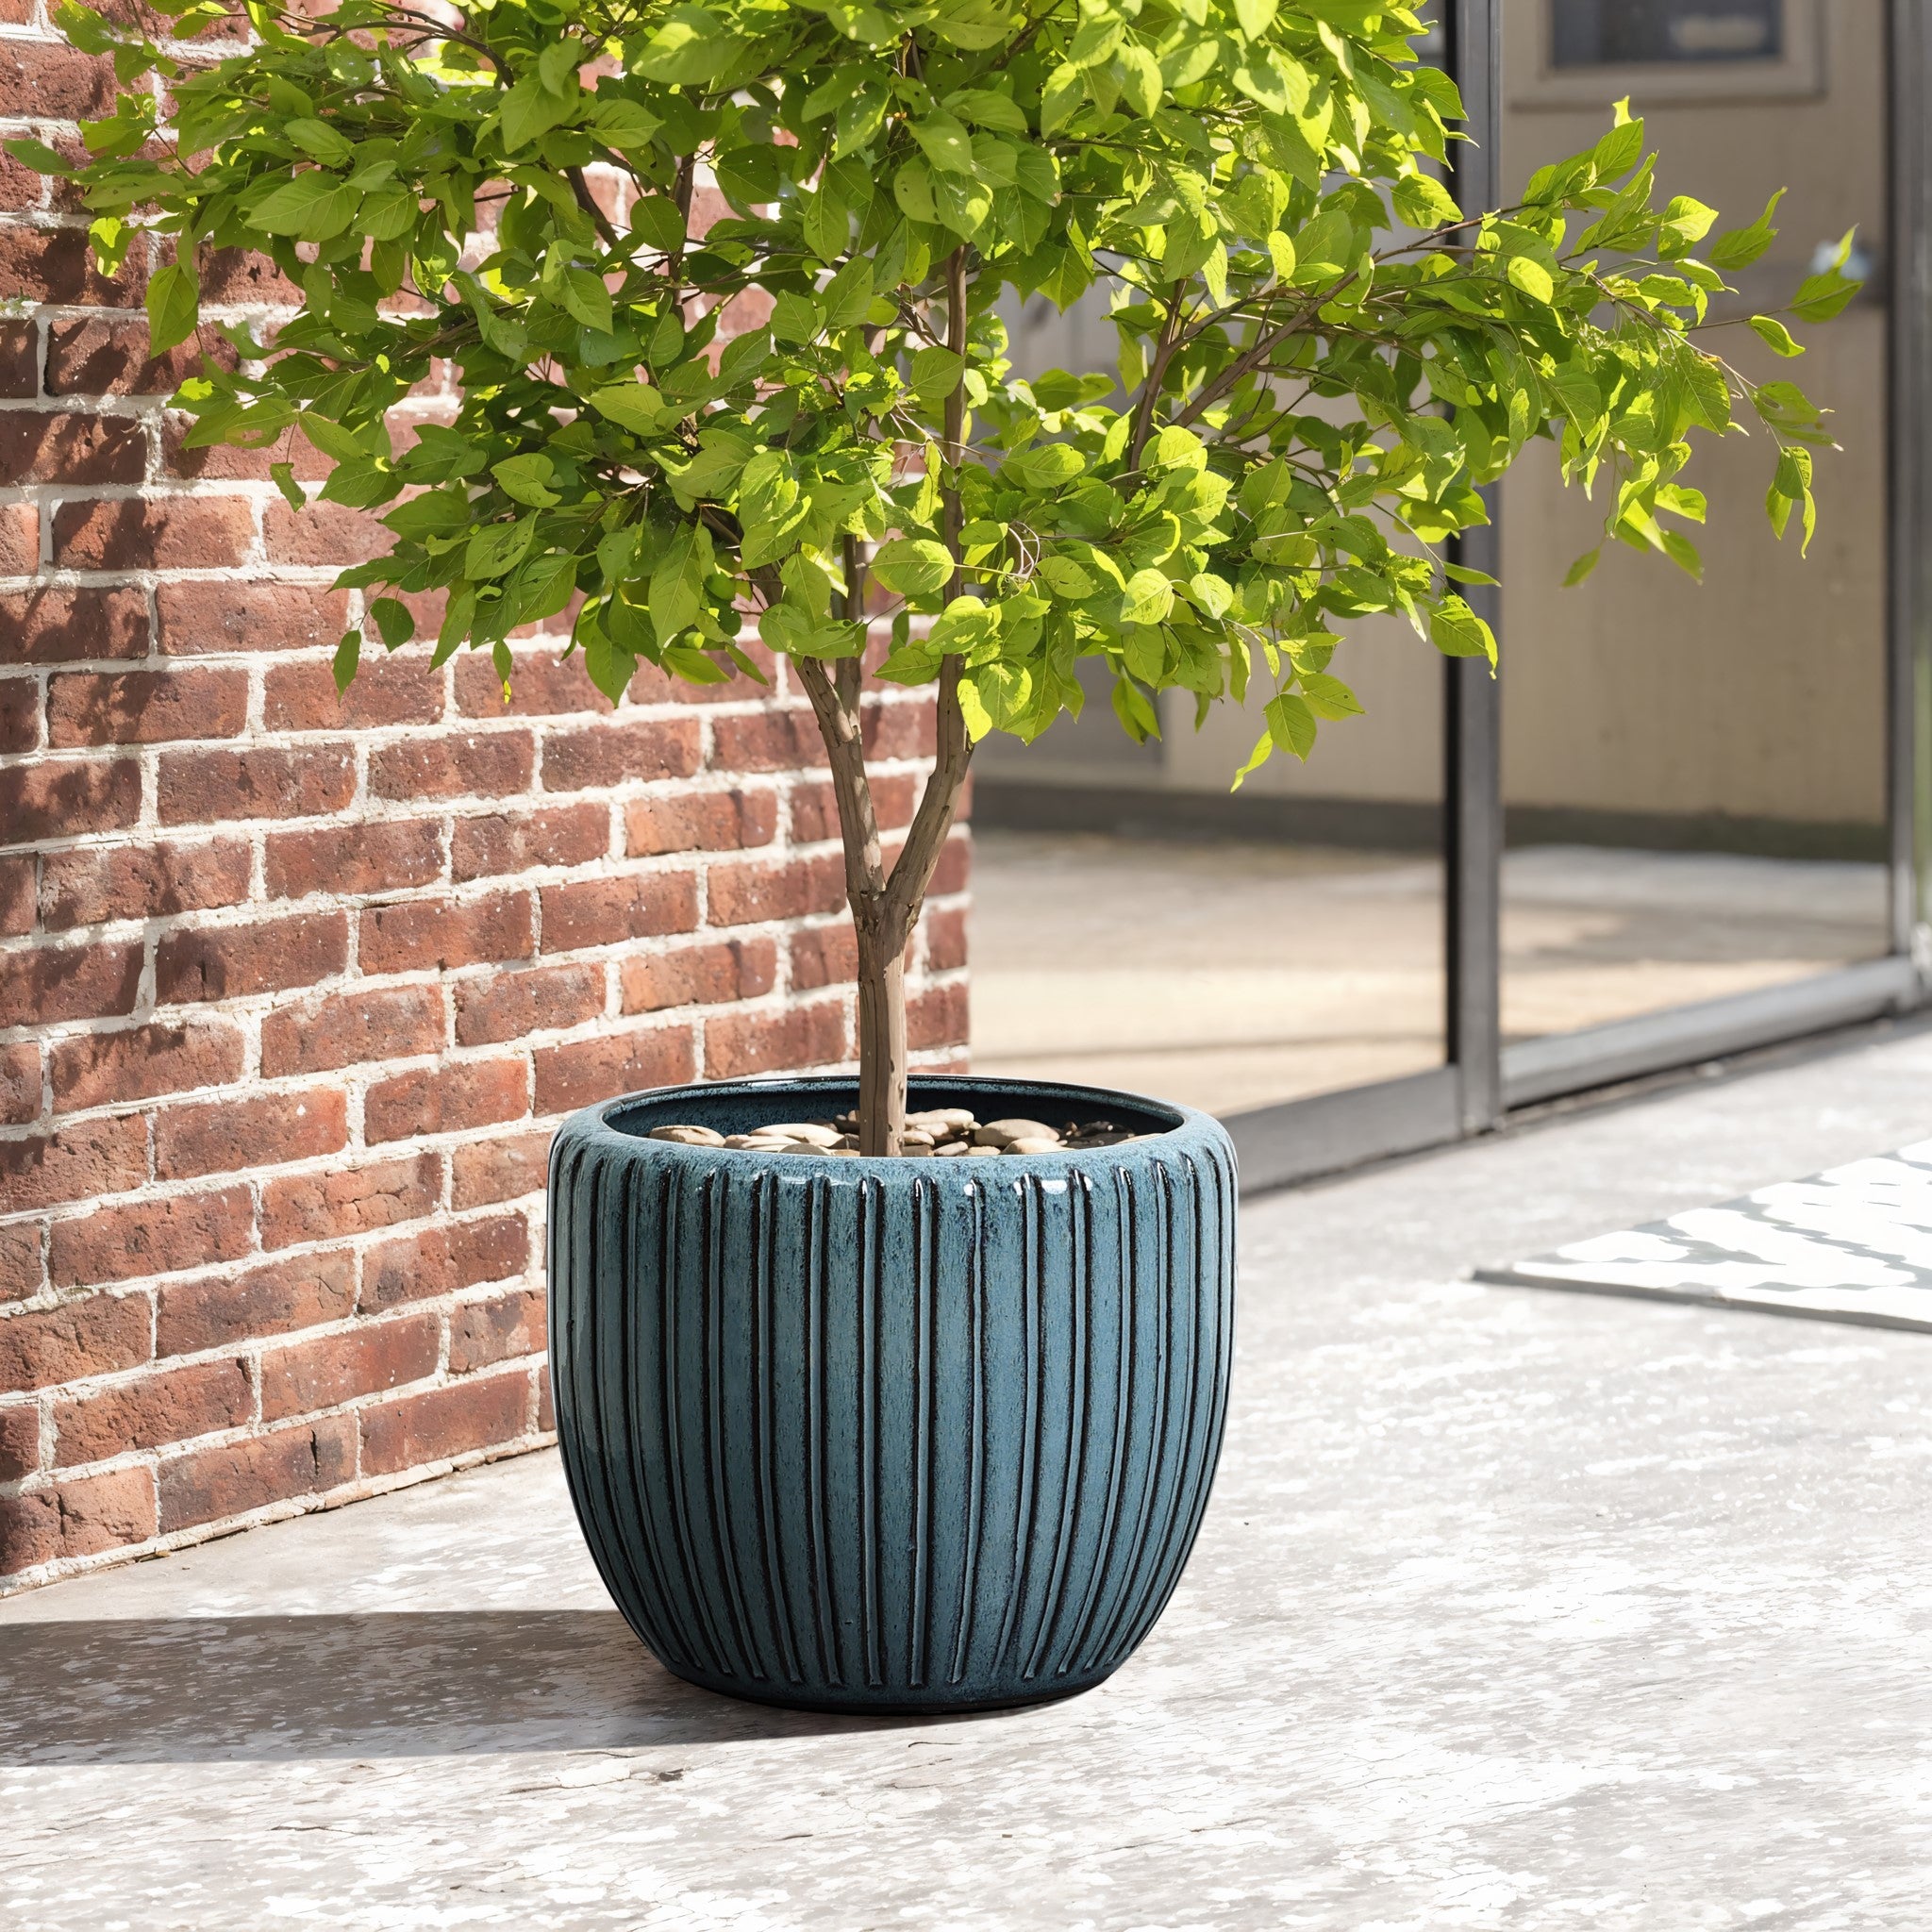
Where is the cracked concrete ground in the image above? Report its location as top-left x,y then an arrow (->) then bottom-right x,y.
5,1021 -> 1932,1929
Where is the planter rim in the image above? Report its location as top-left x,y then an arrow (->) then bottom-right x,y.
568,1071 -> 1218,1173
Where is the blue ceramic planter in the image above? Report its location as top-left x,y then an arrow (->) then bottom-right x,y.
547,1074 -> 1236,1714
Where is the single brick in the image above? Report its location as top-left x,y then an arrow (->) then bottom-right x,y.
369,730 -> 535,802
0,225 -> 134,305
452,962 -> 603,1047
790,923 -> 858,991
157,1250 -> 357,1359
705,1000 -> 849,1080
0,675 -> 34,755
264,820 -> 444,901
156,912 -> 348,1003
625,786 -> 776,857
540,872 -> 698,952
158,744 -> 356,824
155,1087 -> 349,1182
0,320 -> 39,400
259,986 -> 445,1077
364,1058 -> 528,1144
861,696 -> 938,761
52,495 -> 254,571
0,940 -> 142,1029
0,758 -> 141,847
790,772 -> 917,844
0,1467 -> 156,1576
0,1292 -> 152,1395
263,657 -> 444,732
908,981 -> 970,1052
924,904 -> 968,974
258,1310 -> 439,1423
198,247 -> 302,304
0,588 -> 148,667
0,409 -> 144,488
0,855 -> 31,937
156,583 -> 349,656
0,677 -> 33,757
359,1373 -> 527,1477
449,1287 -> 546,1374
157,1415 -> 356,1533
532,1025 -> 695,1116
0,1114 -> 147,1214
46,668 -> 249,748
0,1042 -> 40,1126
0,41 -> 117,122
53,1357 -> 254,1467
0,1222 -> 45,1305
360,1212 -> 528,1312
929,829 -> 972,898
43,319 -> 202,399
451,649 -> 631,717
541,716 -> 702,792
358,891 -> 533,975
50,1019 -> 244,1111
621,937 -> 776,1013
450,1129 -> 551,1209
708,708 -> 827,775
451,803 -> 608,882
51,1186 -> 255,1290
262,498 -> 383,566
0,503 -> 36,575
0,1402 -> 40,1482
706,852 -> 846,926
258,1151 -> 439,1251
39,838 -> 251,931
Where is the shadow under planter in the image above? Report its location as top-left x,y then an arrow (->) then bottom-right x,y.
548,1075 -> 1238,1716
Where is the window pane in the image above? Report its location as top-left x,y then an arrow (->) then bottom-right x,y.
1502,3 -> 1888,1046
1552,1 -> 1782,68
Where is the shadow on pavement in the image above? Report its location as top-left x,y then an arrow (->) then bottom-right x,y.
0,1611 -> 941,1761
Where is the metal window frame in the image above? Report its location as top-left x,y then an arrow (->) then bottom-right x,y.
1224,0 -> 1929,1193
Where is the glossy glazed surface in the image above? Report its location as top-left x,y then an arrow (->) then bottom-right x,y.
548,1074 -> 1238,1712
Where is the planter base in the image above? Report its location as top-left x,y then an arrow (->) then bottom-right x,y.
549,1074 -> 1237,1716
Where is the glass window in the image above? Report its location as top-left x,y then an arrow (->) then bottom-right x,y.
1552,1 -> 1782,68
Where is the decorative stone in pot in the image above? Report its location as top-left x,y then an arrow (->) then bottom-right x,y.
547,1074 -> 1237,1715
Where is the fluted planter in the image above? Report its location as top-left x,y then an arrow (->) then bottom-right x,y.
547,1074 -> 1236,1714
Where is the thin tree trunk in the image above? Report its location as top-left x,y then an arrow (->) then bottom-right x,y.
797,245 -> 976,1156
854,924 -> 908,1155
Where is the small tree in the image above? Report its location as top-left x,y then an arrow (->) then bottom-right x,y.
15,0 -> 1858,1152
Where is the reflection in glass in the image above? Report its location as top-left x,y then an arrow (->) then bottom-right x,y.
1502,0 -> 1887,1045
1551,1 -> 1782,68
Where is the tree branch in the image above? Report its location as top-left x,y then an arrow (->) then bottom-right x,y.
797,658 -> 887,921
1125,281 -> 1186,470
567,169 -> 620,251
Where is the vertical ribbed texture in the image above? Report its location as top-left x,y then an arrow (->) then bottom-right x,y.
548,1080 -> 1238,1714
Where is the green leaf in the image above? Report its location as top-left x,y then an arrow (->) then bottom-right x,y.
368,597 -> 414,648
870,538 -> 956,598
1263,691 -> 1315,759
268,462 -> 305,513
145,258 -> 198,356
2,136 -> 75,176
1748,315 -> 1805,358
465,517 -> 539,580
1708,188 -> 1785,270
633,7 -> 732,85
910,110 -> 975,176
1298,672 -> 1363,720
909,346 -> 965,400
1506,254 -> 1555,305
492,453 -> 561,507
331,628 -> 360,692
588,383 -> 672,436
247,172 -> 359,242
1429,595 -> 1497,663
1120,568 -> 1174,625
283,117 -> 352,166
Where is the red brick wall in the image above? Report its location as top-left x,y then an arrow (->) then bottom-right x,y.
0,13 -> 970,1591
